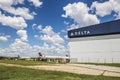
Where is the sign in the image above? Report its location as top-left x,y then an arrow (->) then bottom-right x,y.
68,19 -> 120,38
70,30 -> 90,36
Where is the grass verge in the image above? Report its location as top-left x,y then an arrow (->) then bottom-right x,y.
0,60 -> 54,66
0,65 -> 120,80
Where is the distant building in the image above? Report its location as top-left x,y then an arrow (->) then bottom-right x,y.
38,52 -> 70,63
68,19 -> 120,63
44,56 -> 70,63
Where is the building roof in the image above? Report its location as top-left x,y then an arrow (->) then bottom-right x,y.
68,19 -> 120,38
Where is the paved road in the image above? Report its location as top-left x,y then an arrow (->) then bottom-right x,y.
68,64 -> 120,72
68,64 -> 120,77
0,63 -> 120,77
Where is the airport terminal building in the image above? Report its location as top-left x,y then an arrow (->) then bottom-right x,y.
68,19 -> 120,63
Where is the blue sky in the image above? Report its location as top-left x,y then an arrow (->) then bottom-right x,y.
0,0 -> 120,57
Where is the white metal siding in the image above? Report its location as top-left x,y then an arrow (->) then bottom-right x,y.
69,34 -> 120,63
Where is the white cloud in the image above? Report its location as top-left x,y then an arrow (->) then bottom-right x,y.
28,0 -> 43,7
40,26 -> 64,44
13,0 -> 24,5
33,25 -> 68,56
40,34 -> 64,45
34,35 -> 39,38
0,0 -> 52,57
17,30 -> 28,42
0,25 -> 68,57
64,35 -> 68,40
0,35 -> 10,42
32,23 -> 37,30
32,23 -> 37,27
61,29 -> 67,33
3,7 -> 34,20
91,1 -> 113,17
31,12 -> 37,15
91,0 -> 120,19
0,0 -> 42,30
0,38 -> 68,57
0,0 -> 34,20
0,12 -> 27,30
62,0 -> 120,30
0,39 -> 37,57
42,26 -> 54,35
67,24 -> 79,30
32,24 -> 42,31
62,2 -> 100,28
64,21 -> 69,25
10,39 -> 30,52
8,39 -> 36,57
0,0 -> 14,7
37,25 -> 42,30
0,0 -> 68,57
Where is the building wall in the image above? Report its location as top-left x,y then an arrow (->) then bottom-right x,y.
69,34 -> 120,63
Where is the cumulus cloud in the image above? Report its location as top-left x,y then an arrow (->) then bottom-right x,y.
0,0 -> 43,30
64,21 -> 69,25
0,39 -> 68,57
64,35 -> 68,40
61,29 -> 67,33
13,0 -> 24,5
34,25 -> 68,56
28,0 -> 43,7
0,0 -> 35,20
0,38 -> 39,57
37,25 -> 42,30
42,26 -> 54,35
10,39 -> 30,52
32,24 -> 42,31
0,0 -> 46,57
34,35 -> 39,38
40,26 -> 64,45
62,2 -> 100,29
0,35 -> 11,42
0,12 -> 27,30
0,25 -> 68,57
40,35 -> 64,45
62,0 -> 120,30
0,0 -> 29,29
4,7 -> 34,20
91,1 -> 112,17
17,30 -> 28,42
2,39 -> 36,57
91,0 -> 120,19
0,0 -> 17,7
32,23 -> 37,30
67,24 -> 79,30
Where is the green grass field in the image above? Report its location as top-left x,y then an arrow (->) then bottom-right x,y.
1,60 -> 120,67
78,63 -> 120,67
0,65 -> 120,80
0,60 -> 54,66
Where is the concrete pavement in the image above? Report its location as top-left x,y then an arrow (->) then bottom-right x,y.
68,64 -> 120,77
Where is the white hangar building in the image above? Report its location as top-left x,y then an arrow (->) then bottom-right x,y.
68,19 -> 120,63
